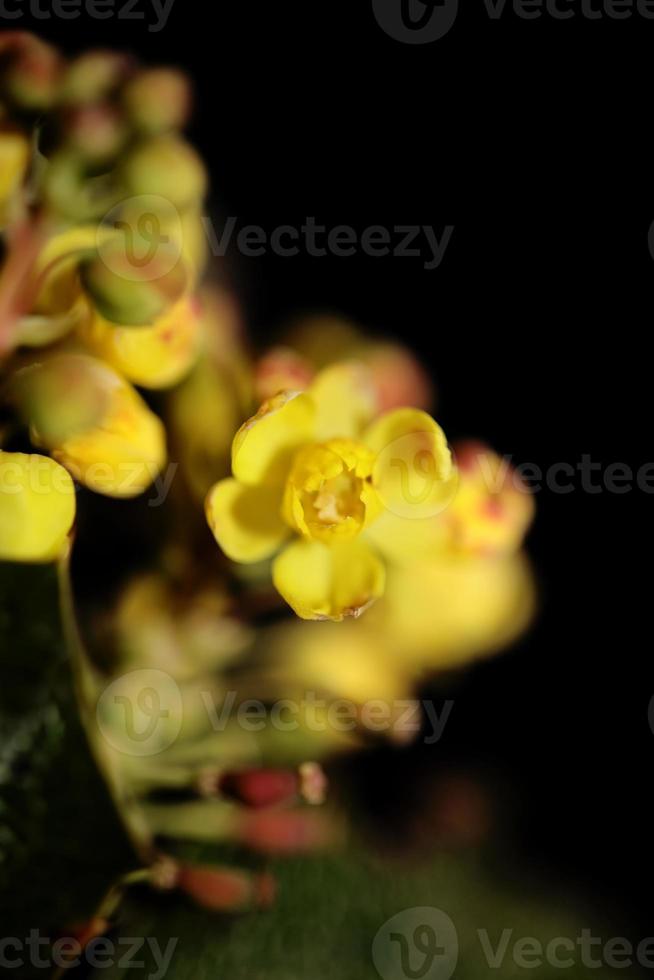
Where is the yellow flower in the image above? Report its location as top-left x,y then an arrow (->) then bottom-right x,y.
366,551 -> 536,671
19,353 -> 166,498
206,363 -> 455,621
0,451 -> 75,562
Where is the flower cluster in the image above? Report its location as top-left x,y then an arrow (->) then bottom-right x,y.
0,32 -> 209,558
0,34 -> 535,922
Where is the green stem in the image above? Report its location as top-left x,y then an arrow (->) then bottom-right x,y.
56,541 -> 156,865
49,868 -> 153,980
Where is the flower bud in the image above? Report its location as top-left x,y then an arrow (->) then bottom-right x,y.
365,342 -> 433,412
123,68 -> 191,134
219,768 -> 299,808
60,50 -> 130,105
81,247 -> 187,326
177,865 -> 275,912
450,441 -> 535,557
43,150 -> 115,222
122,136 -> 207,211
0,450 -> 75,563
3,38 -> 61,111
16,353 -> 166,498
64,104 -> 127,164
255,347 -> 314,402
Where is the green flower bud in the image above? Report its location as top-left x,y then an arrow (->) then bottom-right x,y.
43,150 -> 117,222
60,50 -> 130,105
123,68 -> 191,134
122,136 -> 207,211
3,38 -> 61,111
80,246 -> 187,326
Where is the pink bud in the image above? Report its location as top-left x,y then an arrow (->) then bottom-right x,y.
255,347 -> 314,401
177,865 -> 273,912
220,768 -> 299,808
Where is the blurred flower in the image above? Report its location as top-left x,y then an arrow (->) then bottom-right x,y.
121,135 -> 207,212
0,450 -> 75,562
448,440 -> 535,557
15,352 -> 166,497
370,551 -> 536,671
110,571 -> 251,681
123,68 -> 192,135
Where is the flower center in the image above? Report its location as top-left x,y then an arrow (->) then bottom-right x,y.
283,439 -> 376,543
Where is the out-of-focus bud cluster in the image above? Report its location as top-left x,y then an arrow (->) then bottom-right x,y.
0,34 -> 247,558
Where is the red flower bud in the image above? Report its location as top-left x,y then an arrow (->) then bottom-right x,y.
220,768 -> 298,808
177,865 -> 274,912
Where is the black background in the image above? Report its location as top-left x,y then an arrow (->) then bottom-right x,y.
8,0 -> 652,941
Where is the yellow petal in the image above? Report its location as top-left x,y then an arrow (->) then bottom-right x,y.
79,294 -> 202,390
309,361 -> 377,441
364,408 -> 456,521
205,479 -> 288,563
232,391 -> 315,487
272,538 -> 385,622
369,552 -> 536,669
364,507 -> 452,565
34,224 -> 113,315
0,452 -> 75,562
53,381 -> 166,497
